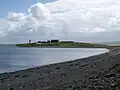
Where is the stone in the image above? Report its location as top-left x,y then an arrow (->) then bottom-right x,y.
9,87 -> 14,90
104,73 -> 116,78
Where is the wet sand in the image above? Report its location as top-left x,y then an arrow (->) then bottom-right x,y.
0,48 -> 120,90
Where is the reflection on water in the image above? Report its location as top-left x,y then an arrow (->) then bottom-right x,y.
0,45 -> 109,73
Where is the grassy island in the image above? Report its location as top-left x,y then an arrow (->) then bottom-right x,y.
16,40 -> 108,48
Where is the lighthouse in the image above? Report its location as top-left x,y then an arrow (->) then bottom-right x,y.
29,40 -> 31,44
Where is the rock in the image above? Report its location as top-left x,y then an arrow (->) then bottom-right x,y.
9,87 -> 14,90
111,83 -> 117,88
81,85 -> 87,88
75,63 -> 80,66
97,86 -> 105,90
0,77 -> 6,81
61,73 -> 67,77
69,64 -> 74,66
72,86 -> 80,90
20,75 -> 29,78
88,86 -> 96,90
104,73 -> 116,78
56,67 -> 60,70
89,76 -> 95,79
110,64 -> 120,70
14,75 -> 20,78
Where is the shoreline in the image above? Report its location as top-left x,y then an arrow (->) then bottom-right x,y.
0,47 -> 120,90
0,48 -> 109,73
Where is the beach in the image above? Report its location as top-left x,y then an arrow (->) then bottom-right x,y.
0,47 -> 120,90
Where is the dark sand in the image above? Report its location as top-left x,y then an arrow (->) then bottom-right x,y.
0,48 -> 120,90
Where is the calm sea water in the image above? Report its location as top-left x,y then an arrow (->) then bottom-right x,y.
0,45 -> 109,73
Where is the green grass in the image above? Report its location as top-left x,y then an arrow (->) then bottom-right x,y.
16,42 -> 108,48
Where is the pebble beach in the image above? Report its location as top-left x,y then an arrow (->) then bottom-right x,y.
0,48 -> 120,90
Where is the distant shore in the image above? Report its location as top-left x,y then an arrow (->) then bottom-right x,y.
1,47 -> 120,90
16,41 -> 108,48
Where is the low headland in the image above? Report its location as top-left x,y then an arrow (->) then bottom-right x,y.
0,41 -> 120,90
16,39 -> 108,48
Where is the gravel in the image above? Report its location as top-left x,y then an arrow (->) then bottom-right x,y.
0,48 -> 120,90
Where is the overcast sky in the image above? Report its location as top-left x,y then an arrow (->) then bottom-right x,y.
0,0 -> 120,43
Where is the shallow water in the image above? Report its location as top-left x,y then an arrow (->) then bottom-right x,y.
0,45 -> 109,73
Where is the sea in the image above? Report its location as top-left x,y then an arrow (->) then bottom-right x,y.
0,45 -> 109,73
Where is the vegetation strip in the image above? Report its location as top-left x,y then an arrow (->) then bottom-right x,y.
16,40 -> 108,48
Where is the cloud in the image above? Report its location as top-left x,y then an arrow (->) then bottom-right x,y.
7,12 -> 26,21
0,3 -> 64,43
0,0 -> 120,43
28,3 -> 53,21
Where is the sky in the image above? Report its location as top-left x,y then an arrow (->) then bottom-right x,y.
0,0 -> 56,17
0,0 -> 120,43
